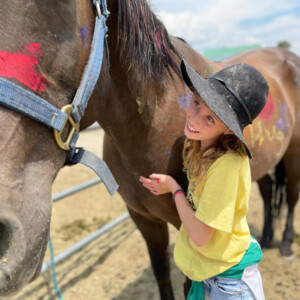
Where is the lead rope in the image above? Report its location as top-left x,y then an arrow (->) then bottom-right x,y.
48,236 -> 63,299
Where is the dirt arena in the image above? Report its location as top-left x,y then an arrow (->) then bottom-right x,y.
10,129 -> 300,300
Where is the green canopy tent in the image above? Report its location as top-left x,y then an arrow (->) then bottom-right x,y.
203,44 -> 261,62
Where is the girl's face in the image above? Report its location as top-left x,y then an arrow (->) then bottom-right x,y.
184,94 -> 231,148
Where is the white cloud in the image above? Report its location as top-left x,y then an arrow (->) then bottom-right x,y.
151,0 -> 300,56
250,15 -> 300,54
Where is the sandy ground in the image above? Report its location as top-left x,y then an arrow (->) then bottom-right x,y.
8,129 -> 300,300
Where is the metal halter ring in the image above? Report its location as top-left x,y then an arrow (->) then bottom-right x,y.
95,1 -> 102,19
53,105 -> 80,151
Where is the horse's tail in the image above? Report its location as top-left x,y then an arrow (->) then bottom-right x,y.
272,159 -> 287,218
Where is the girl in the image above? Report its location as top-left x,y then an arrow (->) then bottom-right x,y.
139,60 -> 269,300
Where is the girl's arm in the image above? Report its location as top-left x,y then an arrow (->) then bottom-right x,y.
139,174 -> 214,247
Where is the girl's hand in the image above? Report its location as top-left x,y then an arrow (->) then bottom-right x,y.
139,174 -> 181,196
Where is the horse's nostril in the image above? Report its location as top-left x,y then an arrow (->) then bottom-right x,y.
0,213 -> 26,297
0,213 -> 26,262
0,221 -> 13,258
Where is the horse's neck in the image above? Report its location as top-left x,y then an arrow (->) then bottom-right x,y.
95,0 -> 166,142
96,56 -> 158,143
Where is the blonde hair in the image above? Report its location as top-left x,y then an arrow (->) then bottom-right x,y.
183,134 -> 246,186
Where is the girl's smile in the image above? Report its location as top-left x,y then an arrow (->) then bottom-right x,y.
186,121 -> 200,133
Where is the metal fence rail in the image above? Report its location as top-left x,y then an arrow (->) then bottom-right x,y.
53,178 -> 101,203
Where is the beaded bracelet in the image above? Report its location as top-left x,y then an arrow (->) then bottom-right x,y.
172,189 -> 185,202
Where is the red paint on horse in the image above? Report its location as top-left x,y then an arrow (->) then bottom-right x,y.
258,93 -> 274,122
0,43 -> 48,92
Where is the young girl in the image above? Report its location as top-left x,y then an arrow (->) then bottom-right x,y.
139,60 -> 269,300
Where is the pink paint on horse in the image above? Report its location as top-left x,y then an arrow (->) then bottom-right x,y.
258,93 -> 274,122
0,43 -> 48,92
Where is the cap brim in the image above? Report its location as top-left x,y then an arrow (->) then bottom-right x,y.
181,60 -> 252,158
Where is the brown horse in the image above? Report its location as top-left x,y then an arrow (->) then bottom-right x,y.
0,0 -> 299,298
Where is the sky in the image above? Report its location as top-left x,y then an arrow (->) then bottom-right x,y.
149,0 -> 300,59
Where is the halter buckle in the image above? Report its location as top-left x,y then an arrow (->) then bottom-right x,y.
54,105 -> 80,150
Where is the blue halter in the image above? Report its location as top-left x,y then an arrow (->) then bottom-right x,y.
0,0 -> 118,196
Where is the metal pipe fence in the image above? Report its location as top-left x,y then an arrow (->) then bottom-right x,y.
42,209 -> 129,273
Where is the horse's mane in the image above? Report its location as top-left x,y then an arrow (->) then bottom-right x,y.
117,0 -> 181,86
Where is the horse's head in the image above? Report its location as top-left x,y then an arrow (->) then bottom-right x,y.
0,0 -> 98,296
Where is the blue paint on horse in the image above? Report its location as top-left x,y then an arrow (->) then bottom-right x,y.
80,23 -> 91,50
276,102 -> 290,135
178,91 -> 193,110
167,150 -> 175,161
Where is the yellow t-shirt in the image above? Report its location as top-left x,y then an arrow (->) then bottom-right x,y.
174,152 -> 252,282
